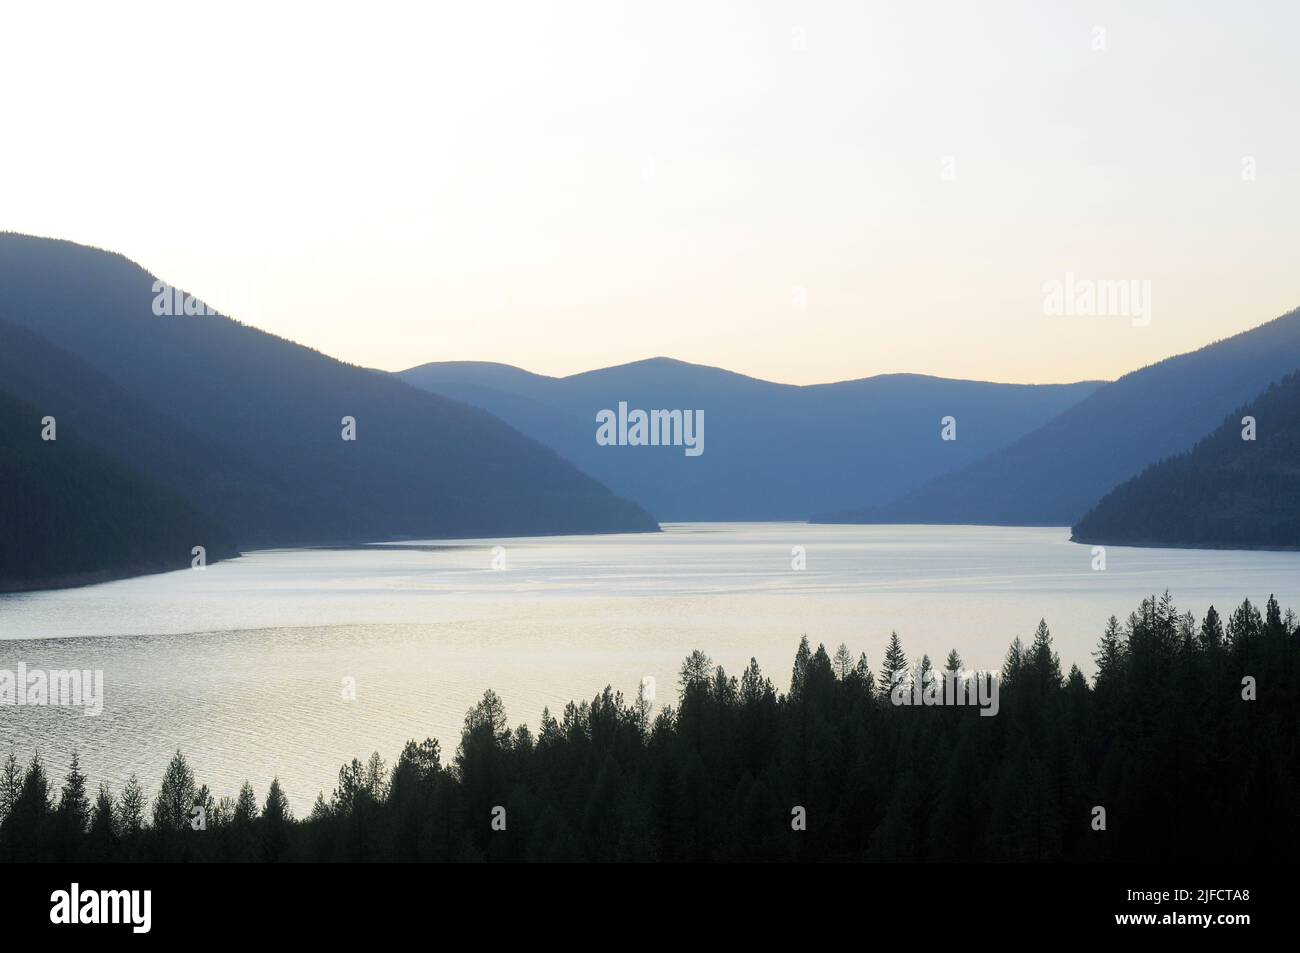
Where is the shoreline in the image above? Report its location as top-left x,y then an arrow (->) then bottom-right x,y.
0,524 -> 665,596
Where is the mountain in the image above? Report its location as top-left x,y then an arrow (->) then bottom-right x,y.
0,316 -> 302,547
0,388 -> 237,590
816,306 -> 1300,526
1072,370 -> 1300,549
399,359 -> 1103,521
0,234 -> 657,578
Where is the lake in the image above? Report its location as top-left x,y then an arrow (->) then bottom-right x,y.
3,522 -> 1298,812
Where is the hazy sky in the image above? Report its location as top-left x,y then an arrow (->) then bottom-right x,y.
3,0 -> 1297,384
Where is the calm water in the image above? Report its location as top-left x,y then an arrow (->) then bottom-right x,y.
3,523 -> 1299,812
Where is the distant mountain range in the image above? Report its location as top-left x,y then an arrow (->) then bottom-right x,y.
815,307 -> 1300,528
0,234 -> 656,590
4,232 -> 1297,590
399,360 -> 1103,521
1073,369 -> 1300,549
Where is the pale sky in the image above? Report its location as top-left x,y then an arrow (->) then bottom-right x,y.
3,0 -> 1297,385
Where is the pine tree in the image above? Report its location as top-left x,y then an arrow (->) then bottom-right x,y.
633,679 -> 654,735
465,689 -> 512,742
152,750 -> 196,831
1001,636 -> 1026,686
1177,611 -> 1197,655
679,650 -> 714,694
1226,598 -> 1262,651
878,631 -> 908,695
711,665 -> 738,707
1199,605 -> 1224,651
1028,619 -> 1062,687
1154,590 -> 1179,652
263,778 -> 292,821
0,750 -> 20,826
806,644 -> 835,699
832,643 -> 855,680
1093,615 -> 1126,696
118,774 -> 146,835
309,793 -> 331,822
57,750 -> 91,835
1265,594 -> 1285,638
331,760 -> 365,815
944,649 -> 963,673
234,782 -> 258,825
364,752 -> 389,801
261,778 -> 292,861
3,755 -> 53,860
1066,664 -> 1088,692
538,707 -> 562,747
789,636 -> 812,698
511,723 -> 534,755
913,653 -> 934,689
739,657 -> 772,706
852,653 -> 875,697
88,783 -> 117,856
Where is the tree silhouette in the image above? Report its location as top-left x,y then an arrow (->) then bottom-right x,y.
152,750 -> 196,831
3,593 -> 1297,863
878,631 -> 907,695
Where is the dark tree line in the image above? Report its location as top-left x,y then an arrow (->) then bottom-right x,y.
3,592 -> 1297,862
1073,368 -> 1300,548
0,386 -> 235,590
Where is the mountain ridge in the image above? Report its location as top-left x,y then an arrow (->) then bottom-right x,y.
405,355 -> 1106,392
815,306 -> 1300,527
0,234 -> 658,593
400,358 -> 1106,521
1072,369 -> 1300,549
